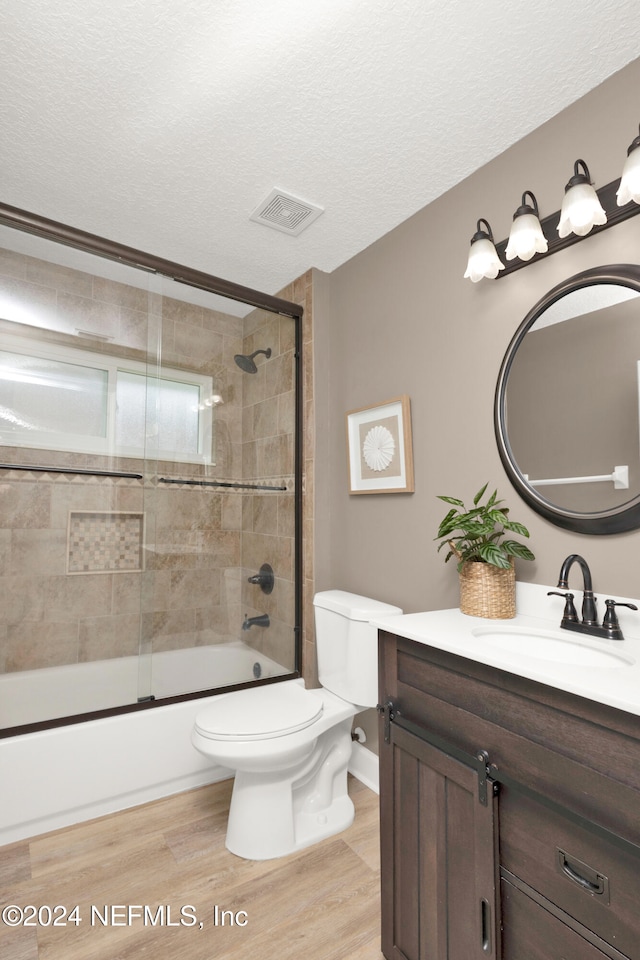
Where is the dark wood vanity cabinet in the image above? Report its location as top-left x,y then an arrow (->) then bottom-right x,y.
378,629 -> 640,960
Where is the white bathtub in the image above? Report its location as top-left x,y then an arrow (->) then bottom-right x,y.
0,642 -> 286,728
0,643 -> 292,846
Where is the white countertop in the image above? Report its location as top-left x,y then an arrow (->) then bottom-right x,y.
372,582 -> 640,719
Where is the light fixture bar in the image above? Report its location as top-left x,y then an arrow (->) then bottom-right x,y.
494,177 -> 640,278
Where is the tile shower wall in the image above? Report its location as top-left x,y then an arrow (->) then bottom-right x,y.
248,270 -> 316,687
0,245 -> 254,675
237,300 -> 298,673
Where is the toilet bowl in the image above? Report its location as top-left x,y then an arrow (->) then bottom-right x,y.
192,590 -> 402,860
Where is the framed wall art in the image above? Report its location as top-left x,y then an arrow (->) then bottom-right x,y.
345,395 -> 414,494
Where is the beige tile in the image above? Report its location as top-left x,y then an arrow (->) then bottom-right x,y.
252,494 -> 278,535
260,433 -> 294,477
160,296 -> 204,325
278,388 -> 295,435
25,256 -> 93,298
49,484 -> 118,529
173,321 -> 225,367
0,528 -> 12,575
55,291 -> 120,339
92,275 -> 150,312
169,568 -> 221,609
141,608 -> 197,649
111,571 -> 143,614
0,482 -> 51,529
252,395 -> 279,441
118,305 -> 150,352
278,494 -> 295,538
197,530 -> 241,567
265,350 -> 294,399
5,620 -> 79,671
78,614 -> 141,661
44,574 -> 113,621
1,575 -> 47,625
139,569 -> 171,612
220,494 -> 242,532
10,529 -> 67,576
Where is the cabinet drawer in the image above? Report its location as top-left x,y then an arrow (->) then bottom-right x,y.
500,878 -> 621,960
500,784 -> 639,959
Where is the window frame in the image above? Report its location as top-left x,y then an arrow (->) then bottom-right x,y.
0,332 -> 214,464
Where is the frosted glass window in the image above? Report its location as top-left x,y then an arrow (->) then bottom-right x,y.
0,350 -> 107,439
115,371 -> 200,458
0,334 -> 213,463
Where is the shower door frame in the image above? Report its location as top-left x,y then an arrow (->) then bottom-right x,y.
0,202 -> 304,738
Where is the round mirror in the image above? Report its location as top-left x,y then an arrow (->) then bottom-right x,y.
495,264 -> 640,534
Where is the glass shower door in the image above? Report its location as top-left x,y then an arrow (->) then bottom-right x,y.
0,210 -> 301,733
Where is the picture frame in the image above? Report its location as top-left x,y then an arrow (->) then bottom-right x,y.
345,395 -> 414,494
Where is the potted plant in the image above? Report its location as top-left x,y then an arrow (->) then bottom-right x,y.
435,483 -> 535,618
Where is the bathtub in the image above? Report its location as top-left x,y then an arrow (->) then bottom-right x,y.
0,643 -> 292,846
0,642 -> 286,728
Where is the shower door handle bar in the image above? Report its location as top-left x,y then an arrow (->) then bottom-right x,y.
0,463 -> 143,479
158,477 -> 287,491
0,465 -> 287,489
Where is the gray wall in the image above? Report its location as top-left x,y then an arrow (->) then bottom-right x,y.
314,57 -> 640,612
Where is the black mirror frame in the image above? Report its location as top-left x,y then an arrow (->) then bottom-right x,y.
495,263 -> 640,535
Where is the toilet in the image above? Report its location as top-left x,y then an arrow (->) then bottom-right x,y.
191,590 -> 402,860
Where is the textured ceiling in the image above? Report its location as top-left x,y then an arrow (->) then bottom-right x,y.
3,0 -> 640,300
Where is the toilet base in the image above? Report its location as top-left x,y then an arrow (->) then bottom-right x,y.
225,717 -> 355,860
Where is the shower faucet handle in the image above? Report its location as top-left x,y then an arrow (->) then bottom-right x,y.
247,562 -> 274,594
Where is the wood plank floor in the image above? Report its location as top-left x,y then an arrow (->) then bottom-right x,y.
0,775 -> 384,960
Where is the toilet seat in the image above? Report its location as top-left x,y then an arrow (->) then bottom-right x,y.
194,683 -> 323,741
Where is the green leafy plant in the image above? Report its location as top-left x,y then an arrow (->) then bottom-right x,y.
435,483 -> 535,571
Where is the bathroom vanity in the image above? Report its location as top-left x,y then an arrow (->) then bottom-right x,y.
374,584 -> 640,960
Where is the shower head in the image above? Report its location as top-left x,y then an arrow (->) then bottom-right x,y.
234,347 -> 272,374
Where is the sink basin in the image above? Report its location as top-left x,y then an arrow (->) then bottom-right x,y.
471,625 -> 635,668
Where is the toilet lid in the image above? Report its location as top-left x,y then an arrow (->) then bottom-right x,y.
194,684 -> 323,741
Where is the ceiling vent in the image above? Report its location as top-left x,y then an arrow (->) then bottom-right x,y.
250,189 -> 324,236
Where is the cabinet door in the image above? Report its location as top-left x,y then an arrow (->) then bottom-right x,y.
380,719 -> 498,960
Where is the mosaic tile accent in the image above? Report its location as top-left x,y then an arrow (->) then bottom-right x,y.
67,511 -> 144,574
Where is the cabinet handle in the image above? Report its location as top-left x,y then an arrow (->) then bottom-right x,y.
480,898 -> 492,953
557,848 -> 608,897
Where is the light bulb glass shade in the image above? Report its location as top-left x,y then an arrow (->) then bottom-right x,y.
505,212 -> 548,261
557,182 -> 607,238
617,146 -> 640,206
464,237 -> 504,282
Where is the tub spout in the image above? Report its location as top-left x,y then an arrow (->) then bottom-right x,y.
242,613 -> 270,631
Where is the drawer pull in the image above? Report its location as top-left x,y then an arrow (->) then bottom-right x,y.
557,848 -> 609,899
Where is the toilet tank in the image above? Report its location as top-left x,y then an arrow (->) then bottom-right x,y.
313,591 -> 403,708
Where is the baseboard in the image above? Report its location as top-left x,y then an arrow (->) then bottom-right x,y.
348,741 -> 379,793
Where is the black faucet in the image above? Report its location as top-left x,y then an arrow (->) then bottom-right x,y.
242,613 -> 270,631
548,554 -> 637,640
556,554 -> 597,624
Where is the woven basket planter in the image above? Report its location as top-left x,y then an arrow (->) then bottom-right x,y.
459,558 -> 515,619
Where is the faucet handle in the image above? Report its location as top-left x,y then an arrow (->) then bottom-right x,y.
547,590 -> 578,623
603,599 -> 638,639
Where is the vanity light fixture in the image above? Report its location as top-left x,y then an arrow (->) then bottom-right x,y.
505,191 -> 548,261
557,160 -> 607,238
463,219 -> 504,282
617,124 -> 640,206
466,124 -> 640,280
